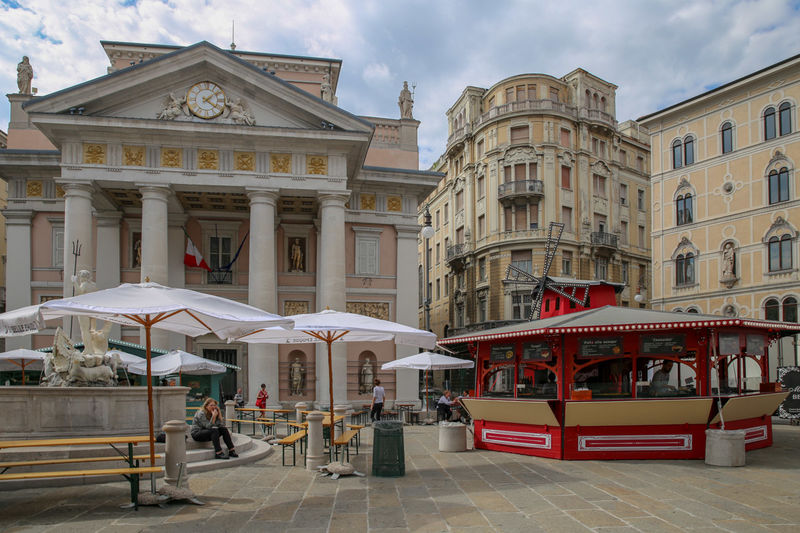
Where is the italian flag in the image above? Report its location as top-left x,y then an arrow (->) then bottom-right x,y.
184,237 -> 211,271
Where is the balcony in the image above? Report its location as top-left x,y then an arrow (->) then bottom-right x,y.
446,242 -> 471,270
591,231 -> 618,251
497,180 -> 544,203
580,108 -> 617,130
474,99 -> 578,128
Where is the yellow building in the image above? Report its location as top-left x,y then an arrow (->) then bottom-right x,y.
421,71 -> 651,338
639,53 -> 800,373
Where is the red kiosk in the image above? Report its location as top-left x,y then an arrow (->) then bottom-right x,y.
443,305 -> 793,460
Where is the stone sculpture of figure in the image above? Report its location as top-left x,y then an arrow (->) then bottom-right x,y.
17,56 -> 33,95
722,242 -> 736,278
398,81 -> 414,119
290,358 -> 304,395
360,358 -> 374,394
71,270 -> 99,355
320,73 -> 336,104
156,92 -> 185,120
43,327 -> 116,387
227,98 -> 255,125
291,239 -> 304,272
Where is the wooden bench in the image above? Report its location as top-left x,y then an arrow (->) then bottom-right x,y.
228,418 -> 275,436
276,430 -> 306,466
346,424 -> 364,447
0,454 -> 163,474
332,430 -> 359,462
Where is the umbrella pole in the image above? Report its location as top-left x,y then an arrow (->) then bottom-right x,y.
327,339 -> 334,437
425,369 -> 429,420
145,323 -> 156,469
21,360 -> 26,386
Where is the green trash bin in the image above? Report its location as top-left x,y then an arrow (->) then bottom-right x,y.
372,420 -> 405,477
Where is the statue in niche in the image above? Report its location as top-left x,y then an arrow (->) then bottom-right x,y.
321,73 -> 337,105
17,56 -> 33,95
290,358 -> 304,395
359,358 -> 374,394
398,81 -> 414,119
721,242 -> 737,287
290,238 -> 305,272
226,97 -> 255,126
156,92 -> 185,120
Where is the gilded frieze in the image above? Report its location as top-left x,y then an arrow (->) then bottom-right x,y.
346,302 -> 389,320
284,300 -> 309,316
123,145 -> 145,166
55,185 -> 65,198
234,151 -> 256,171
26,180 -> 42,197
387,196 -> 402,212
360,194 -> 376,211
306,155 -> 328,175
160,148 -> 182,168
270,153 -> 291,173
83,143 -> 107,165
198,149 -> 219,170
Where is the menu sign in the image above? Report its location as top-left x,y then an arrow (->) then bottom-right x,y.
578,336 -> 623,358
777,367 -> 800,420
640,334 -> 686,355
718,332 -> 740,355
490,344 -> 516,362
522,341 -> 552,361
745,334 -> 766,355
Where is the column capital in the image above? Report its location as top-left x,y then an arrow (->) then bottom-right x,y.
95,210 -> 122,227
246,188 -> 279,206
58,181 -> 94,200
2,209 -> 34,225
317,192 -> 349,209
138,184 -> 171,203
168,212 -> 189,227
395,224 -> 422,239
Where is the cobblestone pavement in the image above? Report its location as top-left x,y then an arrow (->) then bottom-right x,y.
2,422 -> 799,532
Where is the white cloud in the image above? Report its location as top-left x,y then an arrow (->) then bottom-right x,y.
1,0 -> 799,169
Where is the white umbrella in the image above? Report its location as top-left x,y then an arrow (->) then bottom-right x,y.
128,349 -> 227,377
237,309 -> 437,432
0,282 -> 294,468
381,352 -> 474,417
0,348 -> 46,384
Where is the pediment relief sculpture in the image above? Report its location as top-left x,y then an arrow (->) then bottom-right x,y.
503,146 -> 538,164
591,160 -> 611,177
156,88 -> 256,126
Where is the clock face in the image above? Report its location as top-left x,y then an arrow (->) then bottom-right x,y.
186,81 -> 226,119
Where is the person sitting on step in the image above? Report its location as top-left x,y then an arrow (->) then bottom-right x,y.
191,398 -> 238,459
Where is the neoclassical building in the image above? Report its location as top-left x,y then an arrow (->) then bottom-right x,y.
421,70 -> 651,338
0,40 -> 441,405
639,53 -> 800,375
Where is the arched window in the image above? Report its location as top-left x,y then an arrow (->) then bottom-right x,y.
783,297 -> 798,322
676,193 -> 693,225
687,308 -> 699,313
601,97 -> 607,113
764,107 -> 776,140
672,139 -> 682,169
768,234 -> 792,271
675,252 -> 695,285
769,167 -> 790,204
765,298 -> 780,321
721,122 -> 733,154
684,137 -> 694,165
779,102 -> 792,136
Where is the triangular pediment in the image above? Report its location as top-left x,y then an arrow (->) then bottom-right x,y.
24,41 -> 373,134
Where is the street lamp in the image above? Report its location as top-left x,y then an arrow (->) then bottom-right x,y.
421,207 -> 435,333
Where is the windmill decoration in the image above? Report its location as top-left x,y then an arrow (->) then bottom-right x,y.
504,222 -> 592,321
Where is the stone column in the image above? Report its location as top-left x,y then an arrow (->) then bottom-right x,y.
247,190 -> 279,403
139,185 -> 170,350
167,213 -> 187,350
316,193 -> 348,405
162,419 -> 187,485
3,210 -> 33,350
305,411 -> 326,470
395,225 -> 421,404
225,400 -> 236,431
295,401 -> 308,424
61,182 -> 94,296
333,404 -> 349,440
95,211 -> 122,340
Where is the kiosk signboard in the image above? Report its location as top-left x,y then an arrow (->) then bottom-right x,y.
578,337 -> 623,358
522,341 -> 552,361
640,334 -> 686,355
490,344 -> 516,362
777,366 -> 800,419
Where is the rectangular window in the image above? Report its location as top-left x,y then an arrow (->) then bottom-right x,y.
476,175 -> 485,199
618,149 -> 626,166
436,278 -> 440,300
595,257 -> 608,280
592,138 -> 598,154
477,215 -> 485,239
515,206 -> 527,232
444,203 -> 449,219
562,206 -> 573,232
478,296 -> 487,323
593,174 -> 607,198
510,125 -> 528,144
456,227 -> 464,244
435,243 -> 440,264
622,261 -> 629,284
514,163 -> 526,181
506,87 -> 515,103
636,156 -> 644,172
504,206 -> 513,231
455,190 -> 464,212
595,214 -> 607,233
208,235 -> 233,284
511,250 -> 532,274
638,189 -> 645,210
435,210 -> 440,228
560,128 -> 571,147
599,140 -> 606,158
516,86 -> 526,101
444,274 -> 448,293
52,225 -> 65,268
638,225 -> 646,247
561,166 -> 571,189
488,96 -> 495,109
512,292 -> 532,320
477,140 -> 484,158
620,183 -> 628,205
503,166 -> 512,183
529,203 -> 538,229
479,257 -> 486,281
549,87 -> 559,101
562,251 -> 572,275
527,84 -> 537,100
620,221 -> 628,244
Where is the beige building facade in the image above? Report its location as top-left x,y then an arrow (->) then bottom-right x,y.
421,70 -> 651,338
639,53 -> 800,374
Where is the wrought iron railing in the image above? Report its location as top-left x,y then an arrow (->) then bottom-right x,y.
497,180 -> 544,199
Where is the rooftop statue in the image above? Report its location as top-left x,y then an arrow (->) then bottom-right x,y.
17,56 -> 33,95
398,81 -> 413,119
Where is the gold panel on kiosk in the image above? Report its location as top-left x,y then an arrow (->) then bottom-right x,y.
461,399 -> 559,426
709,392 -> 789,425
565,398 -> 713,427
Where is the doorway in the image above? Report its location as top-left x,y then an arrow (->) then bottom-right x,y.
203,348 -> 237,401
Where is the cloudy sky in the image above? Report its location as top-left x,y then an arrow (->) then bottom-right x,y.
2,0 -> 800,168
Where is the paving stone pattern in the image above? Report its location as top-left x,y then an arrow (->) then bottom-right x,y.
1,422 -> 799,532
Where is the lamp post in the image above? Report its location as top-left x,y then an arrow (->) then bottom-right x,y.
421,207 -> 435,333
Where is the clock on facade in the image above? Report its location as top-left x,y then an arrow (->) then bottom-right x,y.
186,81 -> 226,119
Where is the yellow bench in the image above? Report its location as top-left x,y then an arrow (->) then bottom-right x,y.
0,454 -> 163,473
277,430 -> 306,466
332,429 -> 359,462
228,418 -> 275,436
346,424 -> 364,447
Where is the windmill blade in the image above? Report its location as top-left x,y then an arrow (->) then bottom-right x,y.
504,263 -> 539,286
540,222 -> 564,281
547,284 -> 590,307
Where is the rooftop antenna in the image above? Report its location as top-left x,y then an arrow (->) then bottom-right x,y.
230,20 -> 236,51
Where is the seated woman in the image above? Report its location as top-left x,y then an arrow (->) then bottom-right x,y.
191,398 -> 238,460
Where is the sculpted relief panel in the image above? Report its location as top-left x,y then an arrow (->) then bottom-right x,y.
160,148 -> 182,168
271,153 -> 291,174
234,151 -> 255,171
83,143 -> 107,165
347,302 -> 389,320
123,146 -> 145,166
307,155 -> 328,175
197,149 -> 219,170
